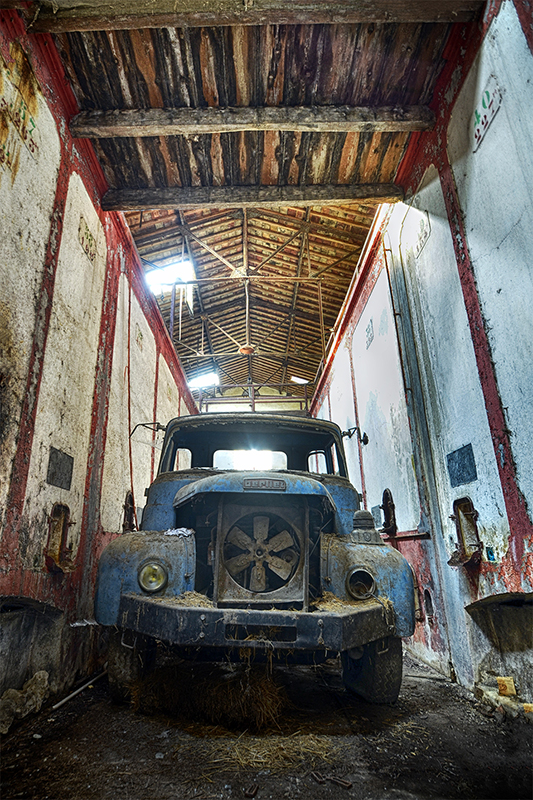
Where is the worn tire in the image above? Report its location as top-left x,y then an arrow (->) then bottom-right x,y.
107,629 -> 156,703
341,636 -> 403,704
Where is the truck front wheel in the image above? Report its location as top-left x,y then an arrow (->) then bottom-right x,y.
341,636 -> 402,704
107,629 -> 156,703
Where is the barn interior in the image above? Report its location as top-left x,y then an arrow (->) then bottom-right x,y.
0,0 -> 532,767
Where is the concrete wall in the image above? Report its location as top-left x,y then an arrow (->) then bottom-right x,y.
447,1 -> 533,529
0,16 -> 195,704
0,41 -> 61,528
21,171 -> 106,572
313,1 -> 533,698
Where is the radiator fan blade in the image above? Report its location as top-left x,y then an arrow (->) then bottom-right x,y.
250,562 -> 266,592
227,526 -> 253,550
226,552 -> 253,576
268,530 -> 293,552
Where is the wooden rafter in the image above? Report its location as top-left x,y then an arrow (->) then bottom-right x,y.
249,227 -> 303,275
28,0 -> 484,32
70,106 -> 435,138
281,209 -> 309,386
102,184 -> 403,211
175,347 -> 321,363
245,209 -> 371,241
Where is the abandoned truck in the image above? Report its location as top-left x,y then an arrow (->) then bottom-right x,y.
95,413 -> 415,703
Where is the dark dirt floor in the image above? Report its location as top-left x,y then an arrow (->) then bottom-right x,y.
1,655 -> 531,800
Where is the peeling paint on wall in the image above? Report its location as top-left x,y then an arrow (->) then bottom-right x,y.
0,18 -> 196,697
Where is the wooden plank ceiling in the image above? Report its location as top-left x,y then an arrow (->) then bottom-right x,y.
20,0 -> 483,396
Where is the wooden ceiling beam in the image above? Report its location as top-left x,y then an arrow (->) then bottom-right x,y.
102,184 -> 403,211
204,295 -> 333,329
70,105 -> 435,138
175,347 -> 321,364
247,209 -> 371,241
28,1 -> 484,33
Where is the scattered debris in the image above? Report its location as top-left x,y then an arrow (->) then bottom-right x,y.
150,591 -> 214,608
132,663 -> 286,730
164,527 -> 194,538
497,676 -> 517,696
0,671 -> 49,735
51,670 -> 107,711
312,592 -> 351,612
327,775 -> 352,789
174,733 -> 340,772
474,683 -> 530,720
243,783 -> 259,797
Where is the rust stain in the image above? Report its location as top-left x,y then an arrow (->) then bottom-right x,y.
0,300 -> 17,451
210,133 -> 225,186
326,27 -> 359,103
238,130 -> 249,180
0,43 -> 41,183
200,29 -> 219,107
158,136 -> 182,186
378,131 -> 409,181
264,26 -> 285,106
232,26 -> 250,106
0,104 -> 9,151
308,136 -> 333,184
337,132 -> 360,183
359,132 -> 386,182
129,29 -> 163,108
260,130 -> 280,185
183,137 -> 202,187
10,141 -> 20,184
9,41 -> 39,119
288,132 -> 302,184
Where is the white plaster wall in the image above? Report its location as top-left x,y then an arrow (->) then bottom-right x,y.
314,398 -> 329,422
327,343 -> 362,492
22,172 -> 106,567
155,353 -> 182,467
388,170 -> 513,689
99,273 -> 129,534
129,293 -> 157,516
396,170 -> 510,574
0,47 -> 61,521
100,276 -> 157,532
447,0 -> 533,521
351,269 -> 420,531
179,394 -> 190,416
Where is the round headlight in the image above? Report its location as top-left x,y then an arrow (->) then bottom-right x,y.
138,562 -> 168,593
346,567 -> 375,600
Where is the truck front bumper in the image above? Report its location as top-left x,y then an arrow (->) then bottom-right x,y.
117,593 -> 395,651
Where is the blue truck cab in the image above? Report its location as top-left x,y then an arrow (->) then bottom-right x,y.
95,413 -> 415,703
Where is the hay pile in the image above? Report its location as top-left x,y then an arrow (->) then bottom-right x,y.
131,663 -> 286,731
150,591 -> 214,608
174,732 -> 340,772
312,591 -> 351,612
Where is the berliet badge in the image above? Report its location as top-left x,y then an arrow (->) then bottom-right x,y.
243,478 -> 287,491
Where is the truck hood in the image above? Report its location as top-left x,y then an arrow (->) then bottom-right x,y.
173,470 -> 337,510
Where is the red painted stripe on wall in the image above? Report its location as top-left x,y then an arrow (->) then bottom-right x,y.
395,6 -> 533,564
75,224 -> 123,616
0,144 -> 72,596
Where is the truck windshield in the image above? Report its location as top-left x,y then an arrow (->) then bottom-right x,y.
213,450 -> 288,470
158,417 -> 347,477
